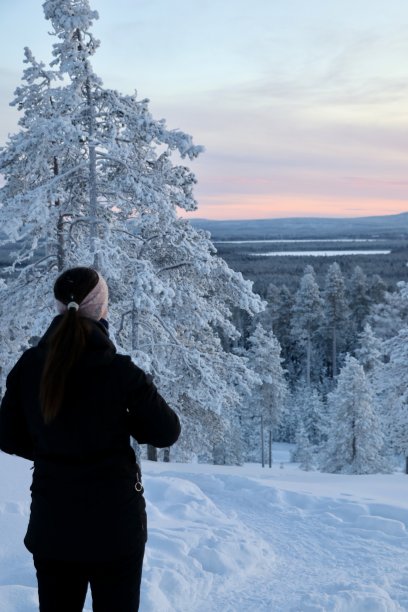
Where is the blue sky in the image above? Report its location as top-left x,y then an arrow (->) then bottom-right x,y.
1,0 -> 408,219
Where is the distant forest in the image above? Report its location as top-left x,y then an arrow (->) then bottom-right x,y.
215,240 -> 408,296
192,212 -> 408,241
191,215 -> 408,295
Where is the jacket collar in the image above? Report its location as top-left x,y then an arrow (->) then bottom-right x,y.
39,316 -> 117,367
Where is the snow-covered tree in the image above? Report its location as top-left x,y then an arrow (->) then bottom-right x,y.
348,266 -> 370,337
292,424 -> 314,471
0,0 -> 264,462
267,284 -> 298,379
299,385 -> 326,447
275,389 -> 298,444
291,266 -> 324,386
322,262 -> 349,378
355,323 -> 383,374
368,273 -> 387,304
240,324 -> 287,461
368,281 -> 408,341
375,327 -> 408,471
256,282 -> 282,332
319,355 -> 388,474
283,381 -> 326,448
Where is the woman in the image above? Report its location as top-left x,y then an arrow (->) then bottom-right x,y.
0,267 -> 180,611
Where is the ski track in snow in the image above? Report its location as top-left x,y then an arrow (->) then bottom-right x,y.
0,452 -> 408,611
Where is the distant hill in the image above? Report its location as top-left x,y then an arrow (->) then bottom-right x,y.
191,212 -> 408,240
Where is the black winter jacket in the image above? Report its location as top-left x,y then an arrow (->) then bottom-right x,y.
0,316 -> 180,561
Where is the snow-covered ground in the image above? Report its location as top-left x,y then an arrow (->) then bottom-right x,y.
1,445 -> 408,611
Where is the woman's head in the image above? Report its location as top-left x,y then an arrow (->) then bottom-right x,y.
40,267 -> 109,424
54,267 -> 109,321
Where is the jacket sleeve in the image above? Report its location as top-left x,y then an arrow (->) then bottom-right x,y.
0,357 -> 34,461
123,358 -> 181,448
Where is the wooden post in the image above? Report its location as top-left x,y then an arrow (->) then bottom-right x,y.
261,414 -> 265,468
269,429 -> 272,468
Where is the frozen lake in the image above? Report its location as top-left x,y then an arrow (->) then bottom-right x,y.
215,239 -> 377,244
253,250 -> 391,257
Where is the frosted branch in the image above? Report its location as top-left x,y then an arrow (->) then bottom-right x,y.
157,262 -> 193,274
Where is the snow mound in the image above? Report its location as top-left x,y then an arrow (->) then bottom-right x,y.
355,515 -> 406,537
140,475 -> 273,611
298,581 -> 404,612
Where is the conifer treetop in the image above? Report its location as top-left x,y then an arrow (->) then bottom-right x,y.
43,0 -> 100,77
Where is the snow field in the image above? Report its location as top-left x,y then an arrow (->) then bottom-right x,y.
0,449 -> 408,611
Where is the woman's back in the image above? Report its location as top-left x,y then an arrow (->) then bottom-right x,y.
0,267 -> 180,610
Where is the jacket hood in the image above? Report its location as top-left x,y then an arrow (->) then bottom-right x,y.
38,315 -> 117,368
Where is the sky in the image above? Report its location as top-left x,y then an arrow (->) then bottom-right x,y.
1,1 -> 408,220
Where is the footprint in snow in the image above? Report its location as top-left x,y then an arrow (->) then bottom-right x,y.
0,501 -> 27,515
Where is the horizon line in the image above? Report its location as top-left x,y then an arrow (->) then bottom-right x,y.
185,210 -> 408,223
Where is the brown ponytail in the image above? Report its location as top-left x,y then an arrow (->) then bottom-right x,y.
40,267 -> 99,424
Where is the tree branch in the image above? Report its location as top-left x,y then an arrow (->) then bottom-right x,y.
157,262 -> 193,274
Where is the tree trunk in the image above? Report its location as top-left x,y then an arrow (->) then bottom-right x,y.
53,157 -> 65,271
74,28 -> 99,268
332,326 -> 337,378
56,213 -> 65,272
163,448 -> 170,463
131,438 -> 141,464
130,305 -> 157,460
405,456 -> 408,475
351,418 -> 356,462
85,77 -> 99,269
306,332 -> 311,387
147,445 -> 158,461
131,306 -> 139,352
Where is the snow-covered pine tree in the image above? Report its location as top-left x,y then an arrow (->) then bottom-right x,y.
368,273 -> 387,304
240,324 -> 287,461
291,266 -> 324,387
269,284 -> 298,378
368,281 -> 408,341
255,282 -> 282,333
355,323 -> 382,374
292,423 -> 314,471
354,323 -> 384,427
375,327 -> 408,472
322,262 -> 349,378
319,355 -> 388,474
275,388 -> 298,443
348,266 -> 370,336
0,0 -> 264,462
283,381 -> 326,446
300,385 -> 326,447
